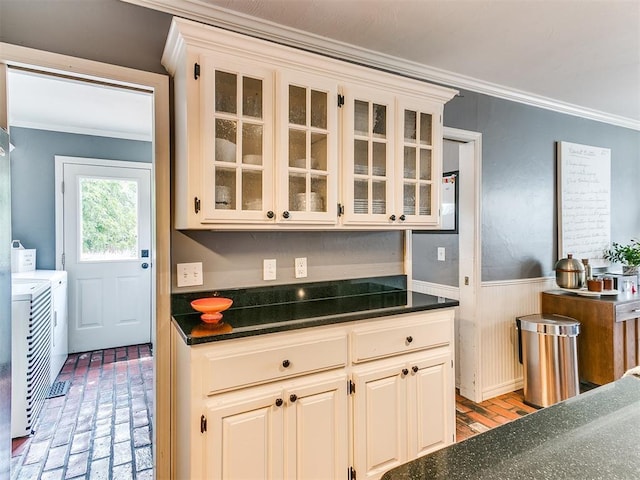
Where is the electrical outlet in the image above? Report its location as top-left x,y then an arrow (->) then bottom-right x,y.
295,257 -> 307,278
437,247 -> 446,262
263,259 -> 277,280
177,262 -> 203,287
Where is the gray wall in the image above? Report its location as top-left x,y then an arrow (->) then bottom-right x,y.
9,127 -> 152,269
3,0 -> 639,286
0,0 -> 171,75
444,91 -> 640,281
413,140 -> 460,287
172,230 -> 405,291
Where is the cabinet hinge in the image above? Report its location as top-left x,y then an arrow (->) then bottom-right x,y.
348,466 -> 356,480
194,196 -> 201,214
194,63 -> 200,80
200,415 -> 207,433
348,379 -> 356,395
337,203 -> 345,217
338,94 -> 345,108
61,181 -> 65,194
61,253 -> 65,269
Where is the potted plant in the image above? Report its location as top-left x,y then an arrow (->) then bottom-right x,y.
603,239 -> 640,275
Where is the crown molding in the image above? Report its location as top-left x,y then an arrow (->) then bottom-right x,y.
124,0 -> 640,131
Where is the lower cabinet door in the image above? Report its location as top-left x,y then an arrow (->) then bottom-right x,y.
352,360 -> 408,480
205,372 -> 348,480
206,385 -> 285,480
284,373 -> 348,480
407,352 -> 453,458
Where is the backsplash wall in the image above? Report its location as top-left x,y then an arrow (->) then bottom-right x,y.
171,230 -> 405,292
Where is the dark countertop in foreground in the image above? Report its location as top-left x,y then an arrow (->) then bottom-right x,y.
382,375 -> 640,480
171,276 -> 458,345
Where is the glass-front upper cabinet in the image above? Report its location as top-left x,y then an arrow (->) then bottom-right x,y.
342,86 -> 395,224
200,55 -> 275,223
396,98 -> 441,225
277,71 -> 338,224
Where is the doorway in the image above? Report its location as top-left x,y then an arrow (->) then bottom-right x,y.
0,44 -> 170,476
444,127 -> 482,403
55,157 -> 152,353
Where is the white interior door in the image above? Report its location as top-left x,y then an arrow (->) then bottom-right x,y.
58,157 -> 151,353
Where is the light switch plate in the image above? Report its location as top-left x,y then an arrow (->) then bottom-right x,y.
177,262 -> 203,287
295,257 -> 307,278
437,247 -> 446,262
263,259 -> 277,280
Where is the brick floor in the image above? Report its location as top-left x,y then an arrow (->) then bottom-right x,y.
11,344 -> 153,480
455,389 -> 538,442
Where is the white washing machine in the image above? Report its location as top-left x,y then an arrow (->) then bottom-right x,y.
11,281 -> 51,438
13,270 -> 68,383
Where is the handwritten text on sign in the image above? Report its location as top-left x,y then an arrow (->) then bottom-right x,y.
558,141 -> 611,266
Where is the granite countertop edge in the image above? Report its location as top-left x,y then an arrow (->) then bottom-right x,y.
172,290 -> 458,346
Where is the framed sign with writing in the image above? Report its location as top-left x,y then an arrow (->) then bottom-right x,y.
557,141 -> 611,267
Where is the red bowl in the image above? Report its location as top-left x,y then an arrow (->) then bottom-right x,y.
190,297 -> 233,323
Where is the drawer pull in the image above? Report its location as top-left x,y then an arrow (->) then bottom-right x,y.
406,336 -> 413,344
633,309 -> 640,313
412,366 -> 419,373
289,394 -> 298,403
402,368 -> 409,376
282,359 -> 290,368
275,398 -> 283,407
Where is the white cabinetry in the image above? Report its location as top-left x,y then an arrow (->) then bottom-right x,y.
172,308 -> 455,480
162,17 -> 457,230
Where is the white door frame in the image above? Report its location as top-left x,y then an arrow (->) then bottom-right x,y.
443,127 -> 483,402
0,43 -> 171,477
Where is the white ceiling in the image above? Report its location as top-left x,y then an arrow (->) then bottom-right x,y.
7,0 -> 639,137
132,0 -> 640,129
7,68 -> 153,142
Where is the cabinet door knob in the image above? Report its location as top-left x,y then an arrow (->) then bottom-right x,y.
406,336 -> 413,344
399,214 -> 406,221
282,211 -> 290,219
389,214 -> 396,221
275,398 -> 283,407
282,359 -> 290,368
412,365 -> 419,373
289,394 -> 298,403
402,368 -> 409,376
266,210 -> 275,219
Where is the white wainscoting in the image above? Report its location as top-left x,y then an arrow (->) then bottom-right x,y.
413,277 -> 557,401
479,277 -> 556,400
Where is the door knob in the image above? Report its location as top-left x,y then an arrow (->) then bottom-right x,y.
141,263 -> 149,269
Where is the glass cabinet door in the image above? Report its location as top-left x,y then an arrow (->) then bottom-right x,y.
342,87 -> 395,224
200,56 -> 274,222
277,72 -> 338,224
397,100 -> 441,225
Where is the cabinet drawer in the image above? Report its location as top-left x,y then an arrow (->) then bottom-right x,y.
201,335 -> 347,394
616,300 -> 640,323
352,313 -> 452,363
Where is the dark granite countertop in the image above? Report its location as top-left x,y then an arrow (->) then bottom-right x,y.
171,276 -> 458,345
382,375 -> 640,480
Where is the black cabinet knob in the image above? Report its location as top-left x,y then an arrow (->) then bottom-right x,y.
266,210 -> 275,219
275,398 -> 283,407
389,214 -> 396,221
282,359 -> 290,368
412,366 -> 419,373
399,214 -> 406,221
402,368 -> 409,376
282,211 -> 290,219
406,336 -> 413,344
289,394 -> 298,403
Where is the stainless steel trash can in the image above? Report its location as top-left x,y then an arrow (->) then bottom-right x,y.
516,314 -> 580,408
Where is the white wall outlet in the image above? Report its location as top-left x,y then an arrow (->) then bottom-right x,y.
295,257 -> 307,278
177,262 -> 203,287
437,247 -> 446,262
263,258 -> 277,280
